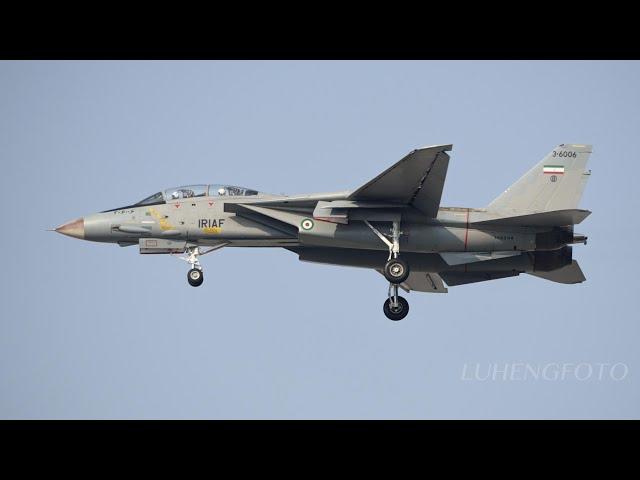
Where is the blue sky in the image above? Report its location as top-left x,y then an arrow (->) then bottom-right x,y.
1,61 -> 638,418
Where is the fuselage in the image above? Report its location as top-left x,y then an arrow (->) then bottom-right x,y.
56,189 -> 572,254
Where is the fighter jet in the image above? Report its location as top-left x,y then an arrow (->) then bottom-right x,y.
54,143 -> 591,320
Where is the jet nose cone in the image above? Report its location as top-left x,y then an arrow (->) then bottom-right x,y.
55,217 -> 85,239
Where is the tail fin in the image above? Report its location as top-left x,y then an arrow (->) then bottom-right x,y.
488,144 -> 592,213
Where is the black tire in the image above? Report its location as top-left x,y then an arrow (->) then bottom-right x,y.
383,258 -> 410,284
383,296 -> 409,321
187,268 -> 204,287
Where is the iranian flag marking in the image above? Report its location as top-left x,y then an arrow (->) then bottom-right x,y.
543,165 -> 565,175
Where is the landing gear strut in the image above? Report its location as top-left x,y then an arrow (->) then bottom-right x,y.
365,219 -> 412,320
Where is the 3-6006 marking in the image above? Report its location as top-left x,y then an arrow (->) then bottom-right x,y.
552,151 -> 577,158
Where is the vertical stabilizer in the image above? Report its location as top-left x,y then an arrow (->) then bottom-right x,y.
488,144 -> 592,213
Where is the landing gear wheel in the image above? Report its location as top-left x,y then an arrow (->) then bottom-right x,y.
383,296 -> 409,321
187,268 -> 204,287
383,258 -> 410,284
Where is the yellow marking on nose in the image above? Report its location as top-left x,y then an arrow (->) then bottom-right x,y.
147,208 -> 175,231
202,227 -> 221,234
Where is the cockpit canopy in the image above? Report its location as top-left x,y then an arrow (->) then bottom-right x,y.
135,184 -> 260,206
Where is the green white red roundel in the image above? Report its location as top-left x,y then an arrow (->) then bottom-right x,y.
301,218 -> 315,230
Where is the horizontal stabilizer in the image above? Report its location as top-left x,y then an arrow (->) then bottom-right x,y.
473,209 -> 591,227
440,251 -> 521,266
529,260 -> 586,284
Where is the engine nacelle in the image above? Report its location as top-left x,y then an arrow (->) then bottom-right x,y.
535,227 -> 574,250
533,246 -> 573,272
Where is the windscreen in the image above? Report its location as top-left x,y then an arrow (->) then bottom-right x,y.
135,191 -> 165,206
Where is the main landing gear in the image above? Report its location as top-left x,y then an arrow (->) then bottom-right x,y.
365,219 -> 411,321
383,257 -> 409,284
384,284 -> 409,321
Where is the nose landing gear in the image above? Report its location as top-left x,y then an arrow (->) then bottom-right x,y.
188,268 -> 204,287
182,246 -> 204,287
174,243 -> 228,288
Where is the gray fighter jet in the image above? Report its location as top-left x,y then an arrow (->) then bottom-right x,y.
54,143 -> 591,320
